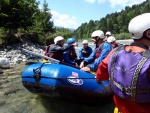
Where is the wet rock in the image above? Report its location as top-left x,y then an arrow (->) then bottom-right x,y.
0,43 -> 45,67
0,79 -> 9,85
0,68 -> 3,74
0,96 -> 6,106
0,58 -> 10,69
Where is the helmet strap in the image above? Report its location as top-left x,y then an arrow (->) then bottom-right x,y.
96,37 -> 103,47
96,37 -> 100,47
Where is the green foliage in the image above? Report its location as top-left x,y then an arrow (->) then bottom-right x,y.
0,0 -> 56,45
0,28 -> 7,44
0,0 -> 148,46
0,0 -> 40,33
27,0 -> 54,44
74,0 -> 150,40
114,33 -> 132,40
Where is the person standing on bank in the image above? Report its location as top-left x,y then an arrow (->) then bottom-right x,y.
78,40 -> 93,60
96,13 -> 150,113
44,36 -> 75,62
80,30 -> 113,72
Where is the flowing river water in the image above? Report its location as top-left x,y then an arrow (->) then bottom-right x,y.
0,40 -> 133,113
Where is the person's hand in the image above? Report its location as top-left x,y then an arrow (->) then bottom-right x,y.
80,61 -> 84,68
80,67 -> 91,72
75,63 -> 79,67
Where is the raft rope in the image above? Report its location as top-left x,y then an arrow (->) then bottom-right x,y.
22,76 -> 96,80
32,63 -> 45,82
23,63 -> 96,80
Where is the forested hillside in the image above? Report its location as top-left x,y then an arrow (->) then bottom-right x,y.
0,0 -> 150,46
74,0 -> 150,41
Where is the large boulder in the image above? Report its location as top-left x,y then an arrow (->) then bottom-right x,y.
0,58 -> 10,69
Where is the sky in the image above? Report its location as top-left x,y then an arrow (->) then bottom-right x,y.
38,0 -> 146,29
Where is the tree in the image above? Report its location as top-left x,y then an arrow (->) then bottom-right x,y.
0,0 -> 39,33
27,0 -> 54,44
29,0 -> 54,33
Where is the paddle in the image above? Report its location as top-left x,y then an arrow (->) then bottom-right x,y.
21,48 -> 96,79
22,48 -> 80,69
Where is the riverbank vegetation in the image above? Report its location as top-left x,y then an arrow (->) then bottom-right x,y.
0,0 -> 150,46
75,0 -> 150,41
0,0 -> 73,46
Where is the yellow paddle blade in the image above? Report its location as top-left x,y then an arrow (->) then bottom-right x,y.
90,71 -> 96,75
42,59 -> 49,63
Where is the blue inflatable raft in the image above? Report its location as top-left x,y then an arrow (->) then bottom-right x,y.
22,62 -> 113,104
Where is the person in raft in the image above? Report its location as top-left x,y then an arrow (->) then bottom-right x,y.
80,30 -> 113,72
63,38 -> 78,67
107,36 -> 120,48
96,13 -> 150,113
104,31 -> 111,41
78,40 -> 93,61
44,36 -> 76,62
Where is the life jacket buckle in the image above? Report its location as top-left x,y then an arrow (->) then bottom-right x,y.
123,87 -> 131,95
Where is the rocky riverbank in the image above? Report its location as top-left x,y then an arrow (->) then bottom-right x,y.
0,42 -> 45,69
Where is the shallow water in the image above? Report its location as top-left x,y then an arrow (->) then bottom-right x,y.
0,62 -> 114,113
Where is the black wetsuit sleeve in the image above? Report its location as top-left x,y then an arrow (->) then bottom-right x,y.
48,44 -> 70,52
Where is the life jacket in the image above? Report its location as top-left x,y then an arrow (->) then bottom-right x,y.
81,46 -> 91,58
108,45 -> 150,103
95,42 -> 108,58
44,44 -> 64,61
68,47 -> 77,61
95,44 -> 102,58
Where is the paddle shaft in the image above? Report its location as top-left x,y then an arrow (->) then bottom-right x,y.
22,48 -> 60,63
22,48 -> 80,69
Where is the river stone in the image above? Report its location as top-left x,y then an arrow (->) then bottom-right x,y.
0,96 -> 6,106
0,68 -> 3,74
0,58 -> 10,69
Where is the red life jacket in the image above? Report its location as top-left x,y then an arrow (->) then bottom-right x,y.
95,43 -> 103,58
44,44 -> 64,61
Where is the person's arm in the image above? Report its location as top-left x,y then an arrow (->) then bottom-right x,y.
80,48 -> 96,68
89,43 -> 113,71
63,51 -> 76,65
89,46 -> 93,55
83,48 -> 97,64
49,44 -> 70,52
96,49 -> 115,82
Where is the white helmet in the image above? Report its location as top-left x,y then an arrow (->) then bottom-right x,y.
107,36 -> 116,43
106,31 -> 111,36
128,13 -> 150,39
82,40 -> 88,44
91,30 -> 104,39
54,36 -> 64,44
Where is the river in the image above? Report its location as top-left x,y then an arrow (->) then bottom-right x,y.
0,39 -> 133,113
0,62 -> 115,113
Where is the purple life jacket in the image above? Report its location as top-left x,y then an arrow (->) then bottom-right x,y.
108,45 -> 150,103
